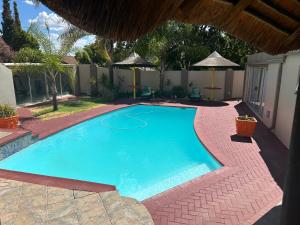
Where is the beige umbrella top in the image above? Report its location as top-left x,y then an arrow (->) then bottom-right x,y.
113,52 -> 155,67
193,51 -> 239,67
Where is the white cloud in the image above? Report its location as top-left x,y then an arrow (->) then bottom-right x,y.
28,11 -> 68,32
28,12 -> 95,52
73,35 -> 96,49
24,0 -> 34,6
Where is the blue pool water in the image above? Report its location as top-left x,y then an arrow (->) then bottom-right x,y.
0,105 -> 221,200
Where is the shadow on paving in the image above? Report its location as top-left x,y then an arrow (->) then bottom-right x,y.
234,102 -> 288,189
254,205 -> 282,225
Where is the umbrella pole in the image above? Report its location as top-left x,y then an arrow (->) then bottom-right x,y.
210,67 -> 215,100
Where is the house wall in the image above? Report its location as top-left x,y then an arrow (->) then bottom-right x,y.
262,63 -> 281,128
274,54 -> 300,147
245,51 -> 300,148
232,71 -> 245,98
0,64 -> 16,108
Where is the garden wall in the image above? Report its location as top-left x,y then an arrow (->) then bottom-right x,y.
0,64 -> 16,108
78,65 -> 245,100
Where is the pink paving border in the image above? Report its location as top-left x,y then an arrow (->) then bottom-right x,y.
0,102 -> 230,195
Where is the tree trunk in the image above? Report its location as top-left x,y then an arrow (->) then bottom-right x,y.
280,88 -> 300,225
50,75 -> 58,111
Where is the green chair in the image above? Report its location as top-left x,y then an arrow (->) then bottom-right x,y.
189,88 -> 201,101
141,86 -> 152,100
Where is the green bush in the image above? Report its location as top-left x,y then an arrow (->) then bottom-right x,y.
172,86 -> 186,98
0,104 -> 16,118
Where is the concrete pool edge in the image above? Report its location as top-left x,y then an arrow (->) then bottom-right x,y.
0,101 -> 232,196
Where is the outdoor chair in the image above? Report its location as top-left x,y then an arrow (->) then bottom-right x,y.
189,88 -> 202,101
141,86 -> 153,100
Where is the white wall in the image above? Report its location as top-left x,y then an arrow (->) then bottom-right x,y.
164,71 -> 181,91
274,54 -> 300,147
188,70 -> 225,100
78,64 -> 91,95
113,68 -> 133,92
140,70 -> 160,90
0,64 -> 16,108
232,71 -> 245,98
262,63 -> 280,128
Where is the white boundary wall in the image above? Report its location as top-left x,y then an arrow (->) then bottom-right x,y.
0,64 -> 16,107
79,66 -> 245,99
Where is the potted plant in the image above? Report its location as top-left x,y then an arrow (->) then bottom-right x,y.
0,104 -> 19,129
236,115 -> 257,137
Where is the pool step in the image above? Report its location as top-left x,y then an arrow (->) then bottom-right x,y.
100,191 -> 154,225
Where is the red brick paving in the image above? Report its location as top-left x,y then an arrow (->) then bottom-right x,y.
143,101 -> 288,225
4,99 -> 288,225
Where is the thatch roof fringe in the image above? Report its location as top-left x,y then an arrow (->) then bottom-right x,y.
39,0 -> 300,54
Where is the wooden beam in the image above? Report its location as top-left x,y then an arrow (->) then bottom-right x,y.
220,0 -> 253,28
286,26 -> 300,45
179,0 -> 210,20
245,8 -> 293,35
259,0 -> 300,23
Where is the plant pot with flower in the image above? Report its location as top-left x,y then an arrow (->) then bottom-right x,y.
235,115 -> 257,137
0,104 -> 19,129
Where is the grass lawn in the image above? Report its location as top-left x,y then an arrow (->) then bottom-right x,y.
30,97 -> 107,120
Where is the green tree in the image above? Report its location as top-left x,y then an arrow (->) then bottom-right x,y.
60,24 -> 114,86
13,0 -> 21,31
14,47 -> 43,63
11,0 -> 39,51
1,0 -> 14,46
16,23 -> 75,111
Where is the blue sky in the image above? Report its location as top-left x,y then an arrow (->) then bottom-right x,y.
0,0 -> 95,49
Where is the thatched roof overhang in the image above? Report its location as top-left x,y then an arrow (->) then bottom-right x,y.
39,0 -> 300,54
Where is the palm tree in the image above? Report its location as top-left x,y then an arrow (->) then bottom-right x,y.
60,25 -> 114,86
20,22 -> 75,111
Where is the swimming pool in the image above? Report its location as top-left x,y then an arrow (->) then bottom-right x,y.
0,105 -> 221,200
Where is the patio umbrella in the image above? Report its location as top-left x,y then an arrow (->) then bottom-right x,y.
192,51 -> 239,100
113,52 -> 155,99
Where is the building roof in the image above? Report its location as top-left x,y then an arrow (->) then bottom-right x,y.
193,51 -> 239,67
62,56 -> 78,65
113,52 -> 155,67
39,0 -> 300,54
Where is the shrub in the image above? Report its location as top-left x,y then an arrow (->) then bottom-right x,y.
172,86 -> 186,98
0,104 -> 16,118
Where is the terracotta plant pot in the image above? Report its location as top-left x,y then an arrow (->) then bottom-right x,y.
0,115 -> 19,129
236,115 -> 257,137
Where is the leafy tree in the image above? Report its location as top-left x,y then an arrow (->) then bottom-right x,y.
60,24 -> 114,86
1,0 -> 14,46
0,37 -> 14,62
15,23 -> 75,111
14,47 -> 43,63
12,29 -> 39,51
13,0 -> 21,31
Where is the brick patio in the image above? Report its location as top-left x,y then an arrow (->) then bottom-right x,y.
143,100 -> 288,225
0,99 -> 288,225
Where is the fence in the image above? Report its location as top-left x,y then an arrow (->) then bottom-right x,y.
78,64 -> 245,100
